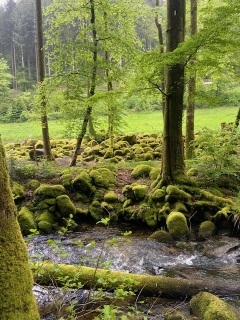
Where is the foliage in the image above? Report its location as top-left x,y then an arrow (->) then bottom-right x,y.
187,127 -> 240,181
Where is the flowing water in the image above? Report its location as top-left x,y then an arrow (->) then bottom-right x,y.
28,224 -> 240,319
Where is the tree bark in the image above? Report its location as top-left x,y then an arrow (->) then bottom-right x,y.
35,0 -> 52,160
32,262 -> 240,299
70,0 -> 97,166
185,0 -> 197,160
161,0 -> 186,186
235,106 -> 240,128
0,139 -> 40,320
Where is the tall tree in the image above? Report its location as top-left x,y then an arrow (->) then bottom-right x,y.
35,0 -> 52,159
160,0 -> 186,186
185,0 -> 197,160
0,139 -> 40,319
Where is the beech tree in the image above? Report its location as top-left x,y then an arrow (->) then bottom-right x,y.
0,139 -> 40,319
35,0 -> 52,159
160,0 -> 186,186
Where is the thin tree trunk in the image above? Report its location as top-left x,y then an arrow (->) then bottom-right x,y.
185,0 -> 197,160
0,139 -> 40,320
12,32 -> 18,90
35,0 -> 52,160
70,0 -> 97,166
235,106 -> 240,128
161,0 -> 187,186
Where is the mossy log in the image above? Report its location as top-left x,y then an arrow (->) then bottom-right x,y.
32,262 -> 240,298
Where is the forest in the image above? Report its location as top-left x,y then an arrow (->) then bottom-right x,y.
0,0 -> 240,319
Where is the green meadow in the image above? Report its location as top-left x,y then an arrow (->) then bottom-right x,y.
1,106 -> 238,144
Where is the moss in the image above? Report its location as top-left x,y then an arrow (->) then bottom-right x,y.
198,221 -> 217,239
190,292 -> 239,320
72,171 -> 93,195
26,179 -> 41,190
174,202 -> 188,213
151,189 -> 166,202
123,199 -> 133,208
90,167 -> 116,189
56,195 -> 76,218
104,191 -> 118,203
148,230 -> 172,243
149,167 -> 161,180
132,164 -> 152,179
89,200 -> 103,221
18,206 -> 36,236
132,184 -> 148,200
164,310 -> 187,320
138,204 -> 158,227
35,184 -> 65,198
60,173 -> 72,189
0,141 -> 40,319
166,185 -> 191,202
36,210 -> 55,233
166,211 -> 189,240
12,182 -> 25,200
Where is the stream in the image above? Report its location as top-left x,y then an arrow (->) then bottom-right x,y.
28,224 -> 240,319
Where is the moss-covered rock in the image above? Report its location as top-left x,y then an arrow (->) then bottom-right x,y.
138,204 -> 158,226
56,195 -> 76,218
174,202 -> 188,213
132,164 -> 152,179
36,211 -> 55,233
198,221 -> 216,239
12,182 -> 25,200
166,211 -> 189,240
151,189 -> 166,202
132,184 -> 148,200
164,309 -> 187,320
26,179 -> 41,190
35,184 -> 65,199
148,230 -> 172,243
72,171 -> 93,195
190,292 -> 239,320
60,174 -> 73,189
89,168 -> 116,189
89,200 -> 102,221
104,191 -> 118,203
149,167 -> 161,180
18,206 -> 36,236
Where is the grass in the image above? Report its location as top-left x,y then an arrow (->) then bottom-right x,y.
1,106 -> 238,144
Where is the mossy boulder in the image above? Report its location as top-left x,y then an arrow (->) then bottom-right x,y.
89,168 -> 116,189
151,189 -> 166,202
104,191 -> 118,203
56,195 -> 76,218
36,211 -> 55,234
26,179 -> 40,191
18,206 -> 36,236
60,174 -> 73,189
148,230 -> 172,243
164,310 -> 187,320
12,182 -> 25,200
190,292 -> 239,320
132,184 -> 148,200
149,167 -> 161,180
89,200 -> 102,221
166,211 -> 189,240
35,184 -> 65,199
198,221 -> 217,239
72,171 -> 93,196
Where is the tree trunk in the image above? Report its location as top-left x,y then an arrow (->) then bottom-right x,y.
0,140 -> 40,320
32,262 -> 240,299
185,0 -> 197,160
35,0 -> 52,160
161,0 -> 186,186
235,106 -> 240,128
70,0 -> 97,166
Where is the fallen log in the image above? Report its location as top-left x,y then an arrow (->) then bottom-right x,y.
31,261 -> 240,298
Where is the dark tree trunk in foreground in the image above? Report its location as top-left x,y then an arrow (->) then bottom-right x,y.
70,0 -> 97,166
0,139 -> 40,320
161,0 -> 186,186
186,0 -> 197,160
35,0 -> 52,160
